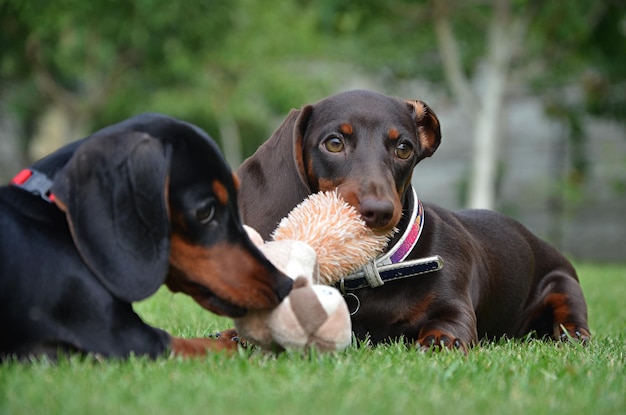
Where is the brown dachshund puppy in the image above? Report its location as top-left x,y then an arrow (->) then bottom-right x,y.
0,113 -> 292,361
237,90 -> 590,351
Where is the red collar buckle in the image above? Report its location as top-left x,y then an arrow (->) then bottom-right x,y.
10,168 -> 56,203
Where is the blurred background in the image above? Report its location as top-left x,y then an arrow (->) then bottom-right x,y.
1,0 -> 625,261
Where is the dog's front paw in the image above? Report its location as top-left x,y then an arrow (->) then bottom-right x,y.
169,335 -> 239,358
214,328 -> 249,348
417,329 -> 468,353
556,323 -> 591,344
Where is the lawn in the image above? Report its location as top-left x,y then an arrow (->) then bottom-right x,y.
1,262 -> 624,415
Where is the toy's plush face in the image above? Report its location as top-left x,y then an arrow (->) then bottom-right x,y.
234,230 -> 351,352
234,276 -> 316,351
271,277 -> 351,352
234,276 -> 351,352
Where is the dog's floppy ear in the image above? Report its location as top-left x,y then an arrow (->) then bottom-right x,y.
52,131 -> 171,303
237,107 -> 314,238
293,105 -> 314,190
407,100 -> 442,159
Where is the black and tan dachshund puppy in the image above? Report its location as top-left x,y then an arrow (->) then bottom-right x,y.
0,113 -> 292,361
237,90 -> 590,352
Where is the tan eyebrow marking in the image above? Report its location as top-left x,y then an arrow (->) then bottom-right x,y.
388,128 -> 400,140
339,123 -> 353,135
212,180 -> 228,206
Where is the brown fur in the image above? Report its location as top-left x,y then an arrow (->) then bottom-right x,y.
167,239 -> 284,314
237,90 -> 590,351
212,180 -> 229,206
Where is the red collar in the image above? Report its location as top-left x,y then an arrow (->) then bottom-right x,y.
10,169 -> 56,203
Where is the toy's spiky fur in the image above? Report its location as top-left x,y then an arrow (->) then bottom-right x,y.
271,191 -> 393,285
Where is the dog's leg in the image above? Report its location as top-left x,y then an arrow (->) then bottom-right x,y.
516,268 -> 590,342
169,330 -> 241,357
545,287 -> 591,342
415,302 -> 477,353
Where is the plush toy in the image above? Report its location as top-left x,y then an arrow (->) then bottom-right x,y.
234,191 -> 393,352
272,191 -> 392,285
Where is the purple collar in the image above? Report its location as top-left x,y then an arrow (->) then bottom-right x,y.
382,186 -> 424,264
339,186 -> 442,292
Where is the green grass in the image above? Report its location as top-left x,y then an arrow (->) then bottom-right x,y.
1,262 -> 624,415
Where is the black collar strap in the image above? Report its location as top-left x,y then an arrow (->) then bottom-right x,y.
338,186 -> 443,292
10,168 -> 56,204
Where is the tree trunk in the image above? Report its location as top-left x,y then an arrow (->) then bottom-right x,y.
467,0 -> 519,210
434,0 -> 523,210
433,7 -> 478,128
29,105 -> 89,161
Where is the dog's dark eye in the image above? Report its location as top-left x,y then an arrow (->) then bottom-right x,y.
395,143 -> 413,160
323,136 -> 345,153
195,203 -> 216,224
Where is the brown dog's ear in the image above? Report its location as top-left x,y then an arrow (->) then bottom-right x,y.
293,105 -> 314,190
407,100 -> 442,159
237,107 -> 314,238
52,131 -> 171,303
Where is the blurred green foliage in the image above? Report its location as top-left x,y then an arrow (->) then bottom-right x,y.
1,0 -> 624,167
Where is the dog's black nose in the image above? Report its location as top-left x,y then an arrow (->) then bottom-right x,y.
359,198 -> 394,229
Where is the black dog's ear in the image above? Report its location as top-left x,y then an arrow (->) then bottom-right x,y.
407,100 -> 442,159
52,131 -> 171,303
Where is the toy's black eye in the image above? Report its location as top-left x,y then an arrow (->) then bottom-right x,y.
395,142 -> 413,160
323,136 -> 345,153
195,203 -> 216,224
